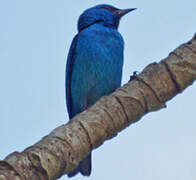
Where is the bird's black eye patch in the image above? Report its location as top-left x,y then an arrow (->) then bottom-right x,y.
102,6 -> 118,12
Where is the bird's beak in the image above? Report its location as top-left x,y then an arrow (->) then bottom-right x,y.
115,8 -> 137,18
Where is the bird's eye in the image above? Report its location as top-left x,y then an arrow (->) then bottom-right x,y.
102,6 -> 118,12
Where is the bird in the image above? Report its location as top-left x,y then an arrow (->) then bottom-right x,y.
65,4 -> 136,177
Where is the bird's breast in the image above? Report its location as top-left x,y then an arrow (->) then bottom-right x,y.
70,24 -> 124,114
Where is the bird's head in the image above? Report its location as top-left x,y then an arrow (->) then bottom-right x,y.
77,4 -> 136,32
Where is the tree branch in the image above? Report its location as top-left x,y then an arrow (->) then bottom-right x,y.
0,34 -> 196,180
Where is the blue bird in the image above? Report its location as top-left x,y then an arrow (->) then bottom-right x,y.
65,4 -> 136,177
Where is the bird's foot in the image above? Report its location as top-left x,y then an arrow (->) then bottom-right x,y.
129,71 -> 138,81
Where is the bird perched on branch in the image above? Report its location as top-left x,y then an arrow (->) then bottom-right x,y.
65,4 -> 136,177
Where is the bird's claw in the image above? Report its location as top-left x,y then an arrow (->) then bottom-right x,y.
129,71 -> 138,81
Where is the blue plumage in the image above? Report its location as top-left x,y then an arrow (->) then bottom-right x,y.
66,4 -> 136,177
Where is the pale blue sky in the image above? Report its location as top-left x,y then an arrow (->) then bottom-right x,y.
0,0 -> 196,180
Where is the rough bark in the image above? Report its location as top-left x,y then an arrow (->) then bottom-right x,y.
0,34 -> 196,180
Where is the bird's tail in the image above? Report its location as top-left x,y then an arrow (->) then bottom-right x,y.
68,153 -> 92,177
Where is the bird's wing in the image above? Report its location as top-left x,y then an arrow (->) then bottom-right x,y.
65,34 -> 92,177
65,34 -> 79,119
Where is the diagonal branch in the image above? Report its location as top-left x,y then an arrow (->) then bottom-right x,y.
0,34 -> 196,180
